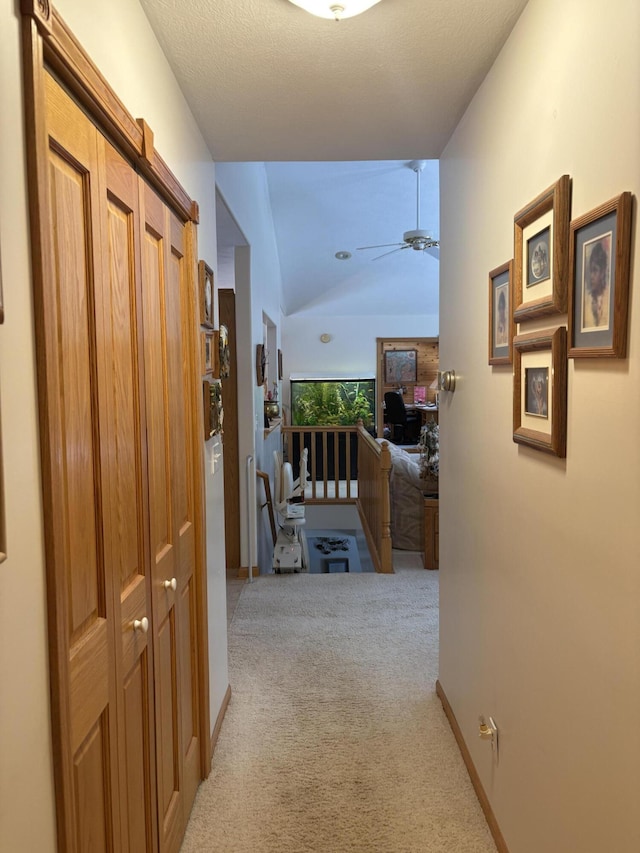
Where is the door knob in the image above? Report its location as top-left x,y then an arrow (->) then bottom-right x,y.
163,577 -> 177,591
438,369 -> 456,392
133,616 -> 149,633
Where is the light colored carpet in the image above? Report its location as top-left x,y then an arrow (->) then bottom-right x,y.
182,553 -> 496,852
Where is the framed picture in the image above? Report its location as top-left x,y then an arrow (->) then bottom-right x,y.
513,175 -> 571,321
256,343 -> 267,386
278,348 -> 283,380
203,379 -> 223,440
568,192 -> 633,358
488,259 -> 514,365
202,331 -> 214,375
211,330 -> 220,378
513,326 -> 567,457
198,260 -> 214,328
219,323 -> 230,379
384,349 -> 417,384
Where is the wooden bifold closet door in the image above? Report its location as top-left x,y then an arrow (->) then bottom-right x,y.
42,72 -> 202,853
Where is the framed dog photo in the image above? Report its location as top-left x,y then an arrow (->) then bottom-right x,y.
513,326 -> 567,458
488,259 -> 513,365
568,192 -> 632,358
513,175 -> 571,322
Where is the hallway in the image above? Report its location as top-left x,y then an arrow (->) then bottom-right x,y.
189,554 -> 495,852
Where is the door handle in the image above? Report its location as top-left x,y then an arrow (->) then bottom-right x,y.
163,577 -> 177,591
133,616 -> 149,633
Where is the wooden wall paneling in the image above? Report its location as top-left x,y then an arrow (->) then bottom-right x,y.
44,71 -> 121,851
376,337 -> 439,437
218,289 -> 240,571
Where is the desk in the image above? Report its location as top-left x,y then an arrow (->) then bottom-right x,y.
406,404 -> 438,426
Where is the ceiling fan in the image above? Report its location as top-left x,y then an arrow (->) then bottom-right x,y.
357,160 -> 440,261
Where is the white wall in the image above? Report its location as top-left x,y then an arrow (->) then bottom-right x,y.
0,2 -> 228,849
0,10 -> 57,850
439,1 -> 640,851
215,164 -> 285,571
283,314 -> 438,378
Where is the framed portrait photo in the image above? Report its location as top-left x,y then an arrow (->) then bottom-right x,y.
202,331 -> 214,375
568,192 -> 632,358
198,260 -> 215,328
384,349 -> 417,384
513,326 -> 567,458
514,175 -> 571,322
488,259 -> 514,365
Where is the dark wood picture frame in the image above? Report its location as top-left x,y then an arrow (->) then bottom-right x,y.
278,348 -> 283,380
513,326 -> 567,458
198,259 -> 214,328
568,192 -> 633,358
514,175 -> 571,321
384,349 -> 417,384
488,259 -> 514,365
256,343 -> 266,386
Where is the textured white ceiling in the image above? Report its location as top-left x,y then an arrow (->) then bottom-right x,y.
139,0 -> 528,162
139,0 -> 528,316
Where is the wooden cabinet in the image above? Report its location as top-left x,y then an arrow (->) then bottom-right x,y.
37,72 -> 206,853
423,497 -> 439,569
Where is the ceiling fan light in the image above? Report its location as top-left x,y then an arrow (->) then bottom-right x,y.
287,0 -> 382,21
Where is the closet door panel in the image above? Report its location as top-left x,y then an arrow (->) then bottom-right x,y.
140,183 -> 184,853
102,140 -> 157,853
44,72 -> 119,852
166,212 -> 200,813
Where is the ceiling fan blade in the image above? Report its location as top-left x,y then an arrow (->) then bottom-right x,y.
372,245 -> 410,261
357,242 -> 406,251
424,245 -> 440,260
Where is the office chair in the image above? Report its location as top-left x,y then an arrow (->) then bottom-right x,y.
384,391 -> 420,444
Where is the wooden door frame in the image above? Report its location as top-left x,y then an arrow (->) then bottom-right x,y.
20,3 -> 210,848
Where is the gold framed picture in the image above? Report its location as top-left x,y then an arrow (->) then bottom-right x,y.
488,259 -> 513,365
568,192 -> 633,358
198,259 -> 214,328
202,331 -> 214,375
513,326 -> 567,458
513,175 -> 571,321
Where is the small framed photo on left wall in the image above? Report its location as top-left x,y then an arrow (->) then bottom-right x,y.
488,259 -> 513,365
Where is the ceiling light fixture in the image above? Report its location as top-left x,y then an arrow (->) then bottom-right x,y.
287,0 -> 382,21
335,251 -> 352,260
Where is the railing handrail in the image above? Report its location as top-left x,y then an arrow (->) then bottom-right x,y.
278,423 -> 393,573
281,424 -> 360,434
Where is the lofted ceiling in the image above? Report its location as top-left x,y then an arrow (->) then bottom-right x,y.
140,0 -> 528,315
